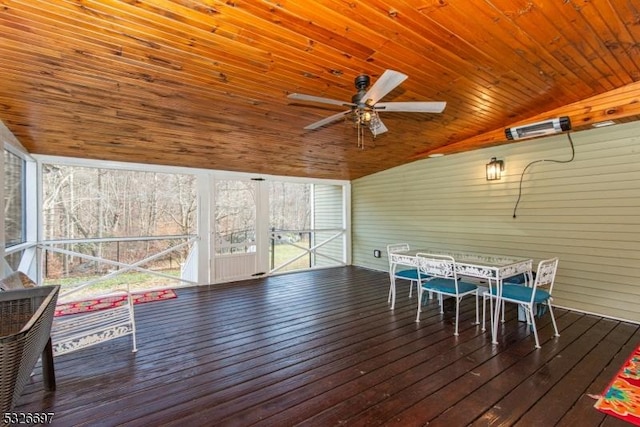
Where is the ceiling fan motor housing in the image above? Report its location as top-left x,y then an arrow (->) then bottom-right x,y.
352,74 -> 371,106
354,74 -> 370,90
351,74 -> 371,109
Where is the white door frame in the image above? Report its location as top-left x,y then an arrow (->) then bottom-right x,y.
210,176 -> 269,283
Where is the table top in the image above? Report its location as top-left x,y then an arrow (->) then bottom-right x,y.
392,248 -> 531,268
390,248 -> 533,280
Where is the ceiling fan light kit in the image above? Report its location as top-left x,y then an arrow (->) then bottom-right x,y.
505,116 -> 571,141
288,69 -> 446,148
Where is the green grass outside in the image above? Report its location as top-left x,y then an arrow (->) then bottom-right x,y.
46,270 -> 182,302
270,243 -> 311,272
46,242 -> 333,301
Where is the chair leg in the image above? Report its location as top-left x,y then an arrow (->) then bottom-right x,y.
415,289 -> 423,322
454,297 -> 460,336
481,294 -> 486,331
488,295 -> 495,333
389,278 -> 397,309
414,281 -> 422,299
482,294 -> 496,333
438,294 -> 444,314
474,292 -> 479,325
527,304 -> 541,349
547,303 -> 560,337
524,305 -> 532,325
409,280 -> 413,298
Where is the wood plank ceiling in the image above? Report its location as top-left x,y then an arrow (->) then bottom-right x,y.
1,1 -> 639,180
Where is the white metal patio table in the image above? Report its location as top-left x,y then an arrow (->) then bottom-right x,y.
388,248 -> 533,344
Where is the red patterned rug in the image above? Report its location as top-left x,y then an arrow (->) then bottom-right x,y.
54,289 -> 177,317
594,344 -> 640,425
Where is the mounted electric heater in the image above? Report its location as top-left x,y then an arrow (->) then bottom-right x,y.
505,116 -> 571,140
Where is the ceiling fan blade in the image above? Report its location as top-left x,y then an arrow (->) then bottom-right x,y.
375,101 -> 447,113
363,70 -> 408,105
370,118 -> 388,136
303,110 -> 351,130
288,93 -> 353,107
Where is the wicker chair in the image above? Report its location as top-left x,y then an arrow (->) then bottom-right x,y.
0,285 -> 59,413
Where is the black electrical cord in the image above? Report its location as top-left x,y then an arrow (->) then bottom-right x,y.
512,132 -> 575,218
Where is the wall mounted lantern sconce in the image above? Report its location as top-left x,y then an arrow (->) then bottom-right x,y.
486,157 -> 505,181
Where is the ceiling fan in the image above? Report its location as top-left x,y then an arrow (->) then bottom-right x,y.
287,69 -> 446,148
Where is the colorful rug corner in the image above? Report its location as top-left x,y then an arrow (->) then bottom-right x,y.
55,289 -> 177,317
594,343 -> 640,425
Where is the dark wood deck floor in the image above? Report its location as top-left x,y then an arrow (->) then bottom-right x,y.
15,266 -> 639,426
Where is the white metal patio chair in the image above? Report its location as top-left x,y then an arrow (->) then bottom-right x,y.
387,243 -> 425,302
482,257 -> 560,348
415,253 -> 479,336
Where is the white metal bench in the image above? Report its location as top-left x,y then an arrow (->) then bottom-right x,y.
0,272 -> 137,356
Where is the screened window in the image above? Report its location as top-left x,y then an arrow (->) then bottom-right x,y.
4,149 -> 25,247
41,164 -> 198,285
268,182 -> 345,273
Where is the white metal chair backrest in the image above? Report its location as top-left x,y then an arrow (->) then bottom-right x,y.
387,243 -> 410,254
387,243 -> 410,265
415,253 -> 457,281
531,257 -> 559,300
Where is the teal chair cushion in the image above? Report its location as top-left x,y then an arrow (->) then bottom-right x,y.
504,271 -> 536,285
501,284 -> 550,303
395,269 -> 421,280
505,273 -> 526,284
422,278 -> 477,294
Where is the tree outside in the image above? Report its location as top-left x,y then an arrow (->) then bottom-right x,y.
41,165 -> 344,294
42,164 -> 197,296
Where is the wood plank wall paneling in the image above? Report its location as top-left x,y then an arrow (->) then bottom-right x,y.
352,121 -> 640,323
